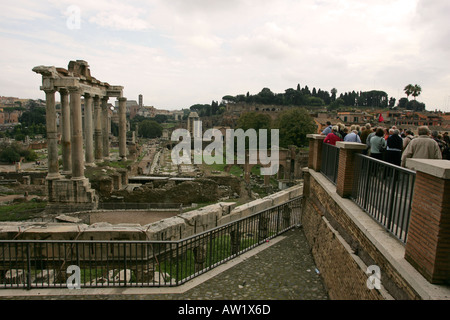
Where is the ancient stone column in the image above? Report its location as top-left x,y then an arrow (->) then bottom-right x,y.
59,88 -> 72,175
118,97 -> 127,161
93,95 -> 103,162
101,96 -> 110,160
69,86 -> 85,179
83,93 -> 94,166
44,89 -> 61,180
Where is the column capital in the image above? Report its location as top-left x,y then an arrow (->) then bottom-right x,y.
58,87 -> 69,95
118,97 -> 127,102
43,88 -> 56,94
83,92 -> 92,99
101,96 -> 109,102
68,86 -> 83,94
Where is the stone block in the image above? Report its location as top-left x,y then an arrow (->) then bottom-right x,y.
144,216 -> 186,241
108,269 -> 132,283
178,203 -> 224,234
229,198 -> 273,220
4,269 -> 25,285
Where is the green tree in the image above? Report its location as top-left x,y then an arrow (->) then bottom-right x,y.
237,112 -> 272,131
307,96 -> 325,106
398,97 -> 409,109
138,120 -> 163,138
274,108 -> 317,148
0,146 -> 20,163
0,142 -> 37,163
222,95 -> 236,103
328,98 -> 345,111
406,100 -> 426,111
404,84 -> 414,100
255,88 -> 275,105
18,107 -> 46,126
412,84 -> 422,100
389,97 -> 396,108
330,88 -> 338,102
154,114 -> 168,123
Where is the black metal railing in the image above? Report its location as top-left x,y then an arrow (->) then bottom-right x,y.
321,143 -> 340,184
0,197 -> 302,289
351,154 -> 416,243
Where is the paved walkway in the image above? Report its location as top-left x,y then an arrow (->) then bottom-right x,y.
0,227 -> 329,300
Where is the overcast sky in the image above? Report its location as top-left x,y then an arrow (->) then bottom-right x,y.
1,0 -> 450,112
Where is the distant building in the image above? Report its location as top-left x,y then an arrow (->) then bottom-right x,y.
0,109 -> 22,124
337,112 -> 370,124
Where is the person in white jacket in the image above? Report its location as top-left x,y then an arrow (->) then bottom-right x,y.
401,126 -> 442,167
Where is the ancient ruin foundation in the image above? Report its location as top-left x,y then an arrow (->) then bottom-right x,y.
32,60 -> 128,213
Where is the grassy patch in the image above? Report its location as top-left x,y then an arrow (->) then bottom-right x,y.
158,234 -> 260,281
0,201 -> 47,221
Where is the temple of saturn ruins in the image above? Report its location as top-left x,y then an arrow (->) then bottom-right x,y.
32,60 -> 128,212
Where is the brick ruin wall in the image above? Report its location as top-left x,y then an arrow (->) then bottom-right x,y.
301,171 -> 422,300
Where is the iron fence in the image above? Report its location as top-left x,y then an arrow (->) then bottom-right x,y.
0,197 -> 302,289
320,143 -> 340,184
351,154 -> 416,243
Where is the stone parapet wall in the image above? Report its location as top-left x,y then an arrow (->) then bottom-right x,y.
302,169 -> 427,300
0,185 -> 303,243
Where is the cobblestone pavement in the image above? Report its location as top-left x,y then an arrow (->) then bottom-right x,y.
0,227 -> 329,301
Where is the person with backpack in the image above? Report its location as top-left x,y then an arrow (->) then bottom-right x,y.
344,129 -> 362,143
323,126 -> 343,146
385,129 -> 403,166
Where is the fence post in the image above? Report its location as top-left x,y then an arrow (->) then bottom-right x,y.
26,243 -> 31,290
404,159 -> 450,284
335,142 -> 367,198
306,134 -> 326,172
175,241 -> 179,285
123,243 -> 127,286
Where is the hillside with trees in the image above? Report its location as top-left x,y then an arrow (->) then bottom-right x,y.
218,84 -> 425,111
185,82 -> 427,119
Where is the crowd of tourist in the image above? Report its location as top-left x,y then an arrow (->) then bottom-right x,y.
321,121 -> 450,167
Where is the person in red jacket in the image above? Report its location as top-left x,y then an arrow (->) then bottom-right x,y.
323,126 -> 343,146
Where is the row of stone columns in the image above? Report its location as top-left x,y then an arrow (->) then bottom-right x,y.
44,87 -> 128,181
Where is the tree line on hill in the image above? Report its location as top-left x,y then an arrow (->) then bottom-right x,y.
218,84 -> 426,112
